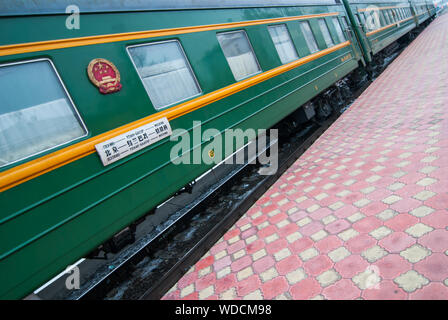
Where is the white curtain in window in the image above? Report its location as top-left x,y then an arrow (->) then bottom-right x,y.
0,60 -> 86,167
318,19 -> 335,48
140,59 -> 200,109
299,21 -> 319,53
332,17 -> 346,43
268,25 -> 299,64
217,31 -> 261,81
0,99 -> 85,166
129,41 -> 201,109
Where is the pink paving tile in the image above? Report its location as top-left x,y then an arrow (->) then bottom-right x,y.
223,228 -> 240,241
384,213 -> 419,232
277,223 -> 300,237
289,237 -> 314,254
230,255 -> 252,272
309,207 -> 333,220
352,216 -> 383,234
275,255 -> 303,275
303,255 -> 333,276
421,210 -> 448,229
162,290 -> 180,300
425,193 -> 448,211
315,235 -> 344,254
261,277 -> 289,299
334,205 -> 359,219
378,232 -> 416,253
258,225 -> 278,238
334,255 -> 369,278
269,212 -> 288,224
252,255 -> 275,274
210,241 -> 228,255
360,202 -> 388,216
246,239 -> 265,254
195,273 -> 217,291
181,292 -> 199,300
196,255 -> 215,271
325,219 -> 351,234
266,239 -> 289,255
214,256 -> 232,271
419,229 -> 448,253
414,253 -> 448,282
289,278 -> 322,300
215,274 -> 237,295
236,275 -> 262,297
374,254 -> 412,280
241,227 -> 257,239
409,283 -> 448,300
227,240 -> 246,254
366,189 -> 394,202
362,280 -> 408,300
299,221 -> 324,236
390,198 -> 422,213
177,271 -> 198,290
345,234 -> 377,254
322,279 -> 361,300
289,210 -> 308,222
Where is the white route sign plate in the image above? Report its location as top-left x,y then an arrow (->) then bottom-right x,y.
95,117 -> 172,166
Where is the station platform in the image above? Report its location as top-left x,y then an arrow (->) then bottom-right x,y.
163,14 -> 448,300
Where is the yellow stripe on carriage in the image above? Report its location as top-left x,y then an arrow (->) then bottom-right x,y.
0,41 -> 351,192
0,12 -> 339,57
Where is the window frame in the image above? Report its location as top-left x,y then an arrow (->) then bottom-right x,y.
267,24 -> 299,65
0,58 -> 88,168
126,39 -> 202,110
216,29 -> 262,82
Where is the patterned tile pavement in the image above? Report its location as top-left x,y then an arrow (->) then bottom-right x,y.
163,15 -> 448,300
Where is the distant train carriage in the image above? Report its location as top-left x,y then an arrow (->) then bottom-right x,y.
343,0 -> 420,60
0,0 -> 436,299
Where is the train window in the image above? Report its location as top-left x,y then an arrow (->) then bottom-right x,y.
389,10 -> 396,22
331,17 -> 346,42
318,19 -> 334,48
299,21 -> 319,53
379,11 -> 386,26
341,16 -> 348,30
128,40 -> 201,110
216,30 -> 261,81
384,10 -> 391,24
359,13 -> 366,24
267,24 -> 299,64
0,59 -> 87,167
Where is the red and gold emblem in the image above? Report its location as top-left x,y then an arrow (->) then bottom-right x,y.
87,58 -> 122,94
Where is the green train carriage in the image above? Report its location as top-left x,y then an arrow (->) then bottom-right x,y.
0,0 -> 435,299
